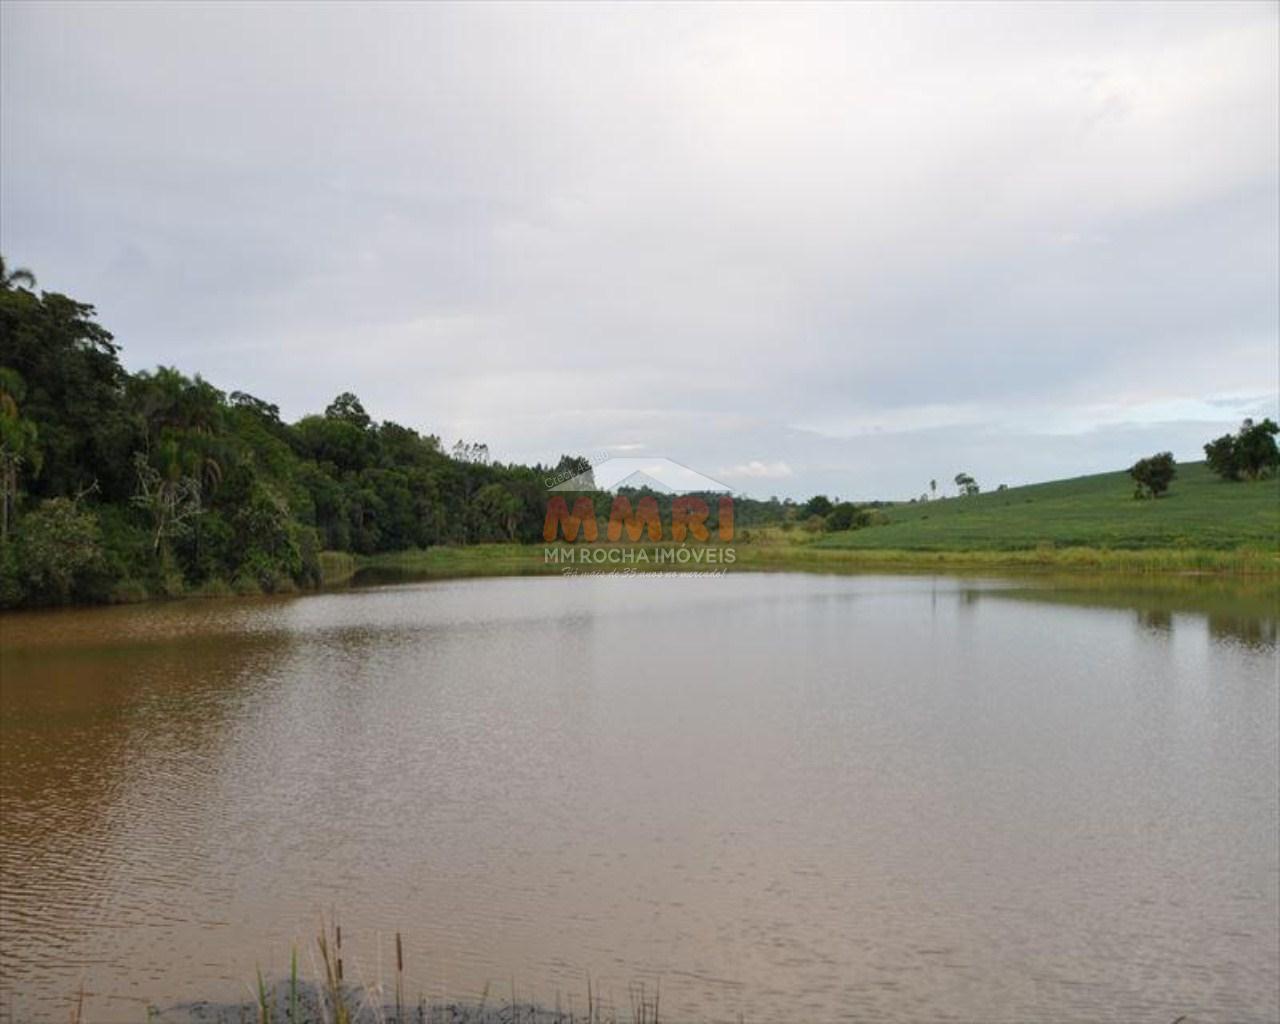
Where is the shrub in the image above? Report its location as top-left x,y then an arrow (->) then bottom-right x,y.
1130,452 -> 1177,499
194,577 -> 234,598
826,502 -> 872,532
11,498 -> 105,604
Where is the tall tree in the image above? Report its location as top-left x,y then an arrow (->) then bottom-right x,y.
324,392 -> 371,431
1204,418 -> 1280,481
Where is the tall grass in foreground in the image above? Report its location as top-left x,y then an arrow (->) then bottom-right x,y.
229,913 -> 664,1024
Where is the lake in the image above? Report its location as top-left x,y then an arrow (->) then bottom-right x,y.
1,573 -> 1276,1022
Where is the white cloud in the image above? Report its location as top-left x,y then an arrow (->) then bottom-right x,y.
720,461 -> 794,481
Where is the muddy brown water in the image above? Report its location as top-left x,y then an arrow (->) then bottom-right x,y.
1,573 -> 1276,1022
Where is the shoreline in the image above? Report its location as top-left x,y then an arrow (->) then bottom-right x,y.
1,541 -> 1276,615
348,540 -> 1280,582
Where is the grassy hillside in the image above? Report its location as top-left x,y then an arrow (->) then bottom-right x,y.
817,461 -> 1278,552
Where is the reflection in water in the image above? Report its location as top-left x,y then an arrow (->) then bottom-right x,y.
1,575 -> 1277,1023
968,574 -> 1280,653
1137,607 -> 1173,635
1210,613 -> 1279,650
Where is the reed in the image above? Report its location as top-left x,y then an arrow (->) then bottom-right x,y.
291,947 -> 300,1024
315,914 -> 350,1024
395,932 -> 404,1024
627,981 -> 659,1024
234,932 -> 660,1024
256,966 -> 272,1024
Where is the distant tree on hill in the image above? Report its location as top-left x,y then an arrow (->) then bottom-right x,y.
1130,452 -> 1176,499
0,258 -> 35,291
804,494 -> 833,518
929,479 -> 936,499
552,454 -> 595,490
451,440 -> 490,465
1204,418 -> 1280,481
324,392 -> 371,431
954,472 -> 979,496
229,391 -> 282,424
1236,418 -> 1280,478
1204,434 -> 1237,480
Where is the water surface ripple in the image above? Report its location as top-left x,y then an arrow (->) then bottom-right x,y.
1,574 -> 1276,1022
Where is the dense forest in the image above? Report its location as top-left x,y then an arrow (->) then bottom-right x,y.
0,261 -> 812,608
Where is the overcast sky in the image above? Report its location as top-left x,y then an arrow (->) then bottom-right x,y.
2,2 -> 1276,499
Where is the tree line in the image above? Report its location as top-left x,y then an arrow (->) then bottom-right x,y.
0,261 -> 796,607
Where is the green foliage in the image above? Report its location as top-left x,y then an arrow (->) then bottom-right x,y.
801,513 -> 827,533
825,502 -> 871,531
1129,452 -> 1176,499
552,454 -> 595,489
1204,418 -> 1280,481
473,482 -> 522,541
0,266 -> 136,502
0,542 -> 22,607
324,391 -> 371,430
1204,434 -> 1238,480
804,494 -> 833,518
0,365 -> 41,542
95,503 -> 154,586
3,498 -> 105,605
1235,418 -> 1280,478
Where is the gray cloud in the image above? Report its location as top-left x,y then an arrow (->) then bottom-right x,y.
2,1 -> 1276,497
